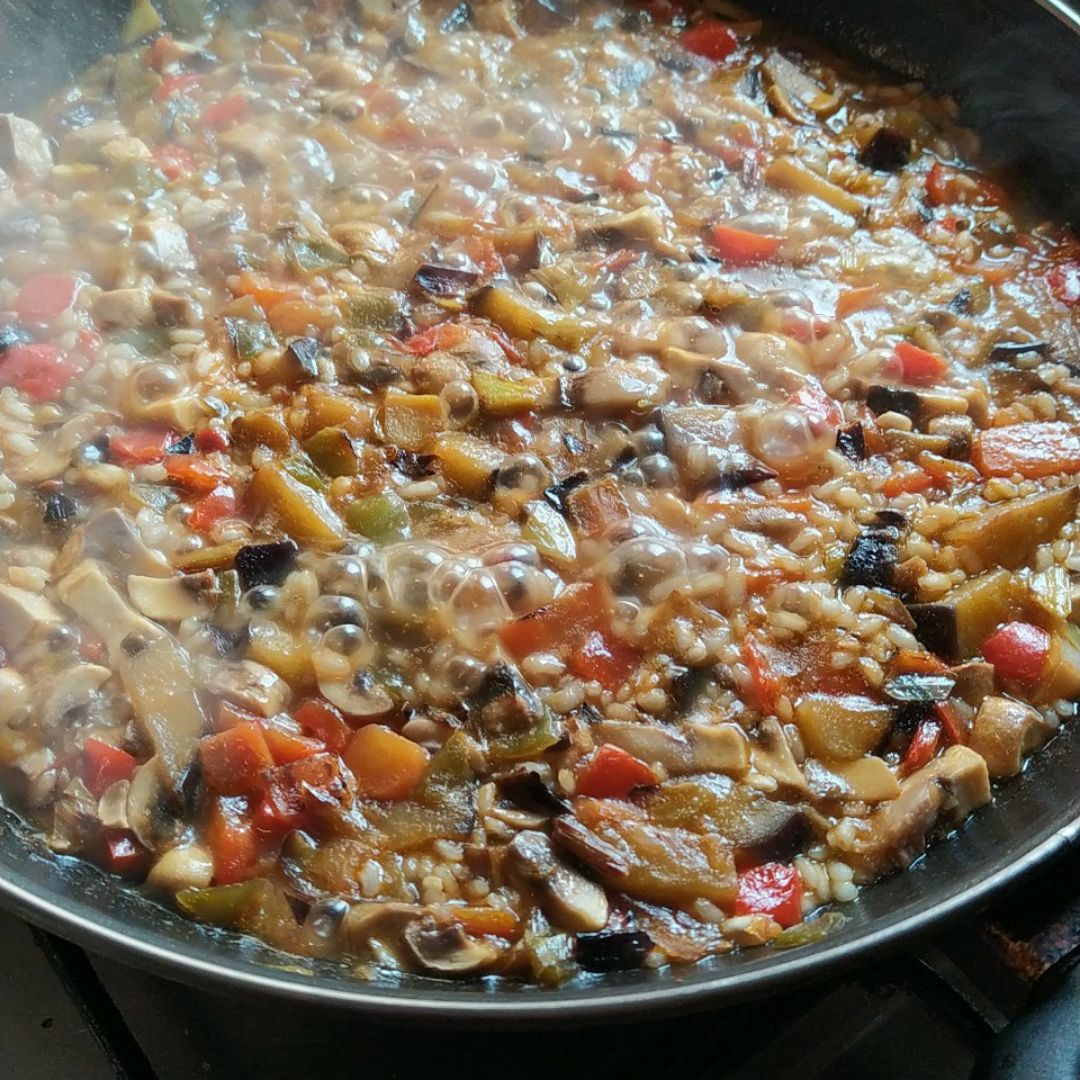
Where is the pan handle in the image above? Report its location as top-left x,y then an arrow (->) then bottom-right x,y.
974,956 -> 1080,1080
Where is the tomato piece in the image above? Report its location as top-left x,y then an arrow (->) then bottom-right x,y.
15,275 -> 80,321
925,161 -> 952,206
462,235 -> 503,278
344,724 -> 430,801
253,753 -> 349,833
735,863 -> 804,927
109,426 -> 175,466
983,622 -> 1051,685
293,698 -> 351,753
164,454 -> 230,494
231,271 -> 301,313
788,377 -> 842,435
901,718 -> 942,776
500,582 -> 605,661
614,143 -> 668,194
882,467 -> 934,497
679,20 -> 738,61
195,426 -> 231,453
576,744 -> 658,799
200,722 -> 274,797
188,484 -> 237,533
82,738 -> 137,798
1049,260 -> 1080,306
925,161 -> 1003,207
708,224 -> 782,266
201,94 -> 250,129
101,830 -> 151,877
154,73 -> 206,103
742,636 -> 781,715
208,796 -> 258,884
972,422 -> 1080,479
144,34 -> 173,71
567,628 -> 643,691
0,344 -> 83,402
153,142 -> 197,180
834,285 -> 882,318
894,340 -> 948,385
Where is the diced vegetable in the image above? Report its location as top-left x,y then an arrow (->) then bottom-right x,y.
225,318 -> 278,362
734,862 -> 803,927
679,20 -> 738,61
15,275 -> 80,321
249,462 -> 345,546
472,369 -> 544,416
469,285 -> 591,351
900,717 -> 942,776
567,627 -> 642,692
0,344 -> 83,402
793,694 -> 893,760
303,427 -> 361,477
345,491 -> 410,542
202,94 -> 250,129
206,797 -> 258,885
969,696 -> 1054,778
765,156 -> 863,216
177,877 -> 269,925
293,698 -> 350,753
576,744 -> 657,799
110,427 -> 175,465
348,289 -> 403,332
344,724 -> 430,801
200,722 -> 274,797
708,225 -> 781,265
123,0 -> 164,42
894,341 -> 948,385
427,431 -> 506,499
972,423 -> 1080,479
381,394 -> 447,450
982,622 -> 1050,685
521,500 -> 577,567
82,738 -> 137,799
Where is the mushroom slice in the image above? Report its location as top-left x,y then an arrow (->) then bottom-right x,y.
97,779 -> 132,831
593,719 -> 749,778
762,53 -> 841,122
205,660 -> 291,719
506,830 -> 609,932
750,717 -> 809,795
687,723 -> 750,775
552,816 -> 631,879
49,778 -> 99,854
0,668 -> 30,728
0,114 -> 54,180
0,584 -> 63,651
81,508 -> 174,577
146,844 -> 215,894
402,919 -> 504,976
969,696 -> 1055,779
38,663 -> 111,728
57,560 -> 162,655
116,636 -> 208,791
126,756 -> 183,851
128,571 -> 219,621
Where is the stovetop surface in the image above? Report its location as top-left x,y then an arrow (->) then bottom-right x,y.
4,845 -> 1080,1080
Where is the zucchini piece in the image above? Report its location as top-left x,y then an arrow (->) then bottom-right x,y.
345,492 -> 410,543
249,461 -> 345,547
122,0 -> 164,43
225,318 -> 278,362
426,431 -> 505,499
472,369 -> 544,416
348,289 -> 404,332
303,426 -> 361,477
469,285 -> 591,351
522,500 -> 577,567
793,694 -> 894,760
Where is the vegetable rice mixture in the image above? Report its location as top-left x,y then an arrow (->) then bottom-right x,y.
0,0 -> 1079,983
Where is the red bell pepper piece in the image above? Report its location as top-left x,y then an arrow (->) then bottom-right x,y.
82,738 -> 137,798
576,744 -> 658,799
164,454 -> 230,494
679,20 -> 739,61
200,722 -> 274,797
154,73 -> 206,103
201,94 -> 250,129
613,142 -> 669,194
893,340 -> 948,385
935,701 -> 968,746
901,717 -> 942,776
788,377 -> 842,435
982,622 -> 1051,685
208,796 -> 258,884
195,425 -> 230,453
567,628 -> 642,692
399,322 -> 468,356
881,466 -> 934,498
292,698 -> 351,753
1049,260 -> 1080,306
153,143 -> 197,180
109,427 -> 175,466
15,275 -> 80,321
742,636 -> 781,715
735,862 -> 804,927
188,484 -> 237,533
0,344 -> 83,403
253,754 -> 347,833
101,830 -> 150,877
708,224 -> 782,266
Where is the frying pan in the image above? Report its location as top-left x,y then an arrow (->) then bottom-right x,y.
1,0 -> 1080,1048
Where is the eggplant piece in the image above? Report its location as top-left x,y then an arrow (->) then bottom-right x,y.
506,831 -> 609,933
43,492 -> 77,526
838,524 -> 899,592
942,487 -> 1079,572
908,568 -> 1023,662
987,339 -> 1050,363
467,663 -> 560,760
866,384 -> 923,422
0,325 -> 31,354
857,125 -> 912,172
660,405 -> 777,493
497,766 -> 571,816
793,694 -> 894,760
575,929 -> 653,973
412,264 -> 479,297
835,422 -> 866,461
234,539 -> 299,591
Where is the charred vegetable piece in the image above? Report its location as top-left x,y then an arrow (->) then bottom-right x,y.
838,524 -> 899,592
497,766 -> 571,815
835,422 -> 866,461
234,539 -> 299,591
858,125 -> 913,172
866,384 -> 923,422
412,264 -> 480,297
575,928 -> 653,972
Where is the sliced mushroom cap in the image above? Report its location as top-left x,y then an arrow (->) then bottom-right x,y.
573,362 -> 671,417
593,719 -> 749,779
81,508 -> 173,577
125,757 -> 182,852
762,52 -> 841,122
128,571 -> 219,621
969,696 -> 1055,778
38,663 -> 111,728
97,778 -> 132,830
751,717 -> 810,795
506,830 -> 609,932
0,668 -> 30,728
204,660 -> 291,718
402,919 -> 504,975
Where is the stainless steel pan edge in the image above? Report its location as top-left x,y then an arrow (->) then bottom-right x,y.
0,0 -> 1080,1022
